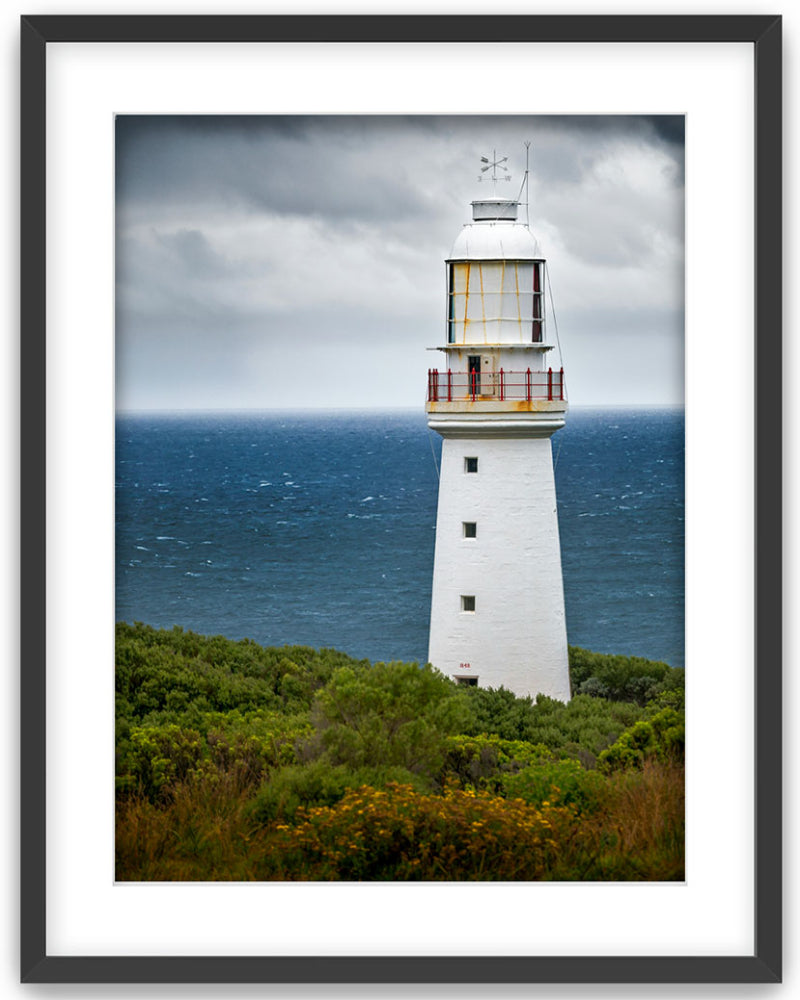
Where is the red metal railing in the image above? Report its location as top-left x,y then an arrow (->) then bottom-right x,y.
427,368 -> 565,402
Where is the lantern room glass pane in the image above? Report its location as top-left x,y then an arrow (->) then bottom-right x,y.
501,262 -> 519,294
479,263 -> 503,297
464,288 -> 485,324
516,262 -> 534,295
451,262 -> 470,295
448,260 -> 546,343
500,294 -> 521,321
517,292 -> 536,321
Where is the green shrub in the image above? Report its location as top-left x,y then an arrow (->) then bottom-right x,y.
116,712 -> 314,799
460,686 -> 644,761
568,645 -> 683,706
598,707 -> 685,772
502,758 -> 607,816
311,661 -> 471,774
247,761 -> 427,825
442,734 -> 553,790
523,694 -> 644,760
118,724 -> 208,799
116,622 -> 368,725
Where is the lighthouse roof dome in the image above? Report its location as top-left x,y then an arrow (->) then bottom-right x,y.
448,200 -> 543,261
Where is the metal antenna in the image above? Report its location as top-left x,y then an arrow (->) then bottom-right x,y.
477,149 -> 512,190
524,141 -> 531,228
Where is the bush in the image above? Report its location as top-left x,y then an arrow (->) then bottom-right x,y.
502,759 -> 607,816
117,724 -> 208,799
311,661 -> 472,775
114,625 -> 685,882
116,713 -> 314,800
568,646 -> 683,705
460,686 -> 540,740
116,622 -> 368,724
442,734 -> 553,790
598,707 -> 685,772
248,761 -> 427,825
256,783 -> 577,881
523,694 -> 644,761
460,687 -> 645,761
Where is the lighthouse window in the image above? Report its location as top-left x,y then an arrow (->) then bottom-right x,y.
533,262 -> 544,342
461,595 -> 476,613
464,457 -> 478,473
462,522 -> 477,538
448,261 -> 537,343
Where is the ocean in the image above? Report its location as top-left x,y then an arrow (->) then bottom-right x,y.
116,408 -> 684,669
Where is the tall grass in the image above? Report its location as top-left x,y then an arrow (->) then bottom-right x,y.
116,760 -> 683,882
550,761 -> 685,881
116,773 -> 271,881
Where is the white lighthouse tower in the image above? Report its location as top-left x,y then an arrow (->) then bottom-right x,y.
426,156 -> 571,702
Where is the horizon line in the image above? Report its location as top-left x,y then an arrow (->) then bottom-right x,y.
115,402 -> 686,416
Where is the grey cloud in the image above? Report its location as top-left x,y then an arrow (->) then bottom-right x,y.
156,229 -> 233,280
116,116 -> 439,227
117,230 -> 245,328
641,115 -> 685,147
115,115 -> 684,410
116,114 -> 684,227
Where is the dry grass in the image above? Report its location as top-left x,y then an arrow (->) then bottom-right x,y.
116,760 -> 684,882
116,773 -> 271,881
553,760 -> 685,881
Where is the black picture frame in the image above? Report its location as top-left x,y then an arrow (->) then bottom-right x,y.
20,14 -> 782,985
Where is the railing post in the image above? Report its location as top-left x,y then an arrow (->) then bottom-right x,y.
447,368 -> 452,402
499,368 -> 505,401
548,367 -> 553,401
560,367 -> 565,401
526,367 -> 531,402
471,371 -> 476,401
429,368 -> 440,402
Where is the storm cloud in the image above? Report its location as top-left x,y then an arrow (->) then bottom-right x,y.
115,115 -> 684,410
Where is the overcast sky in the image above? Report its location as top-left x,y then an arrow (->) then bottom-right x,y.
115,115 -> 684,410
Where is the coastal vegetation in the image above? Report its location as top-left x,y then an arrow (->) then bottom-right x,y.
116,622 -> 684,881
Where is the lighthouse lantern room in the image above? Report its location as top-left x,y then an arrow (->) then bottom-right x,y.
426,156 -> 571,702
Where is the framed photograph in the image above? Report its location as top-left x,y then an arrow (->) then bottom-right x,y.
21,14 -> 781,984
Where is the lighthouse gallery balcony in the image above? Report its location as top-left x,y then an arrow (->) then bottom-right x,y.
426,367 -> 565,405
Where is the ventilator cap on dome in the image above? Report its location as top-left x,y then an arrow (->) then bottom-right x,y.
470,198 -> 519,221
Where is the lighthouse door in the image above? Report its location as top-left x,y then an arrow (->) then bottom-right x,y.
468,356 -> 481,397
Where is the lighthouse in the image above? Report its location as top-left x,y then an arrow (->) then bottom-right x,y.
426,157 -> 571,702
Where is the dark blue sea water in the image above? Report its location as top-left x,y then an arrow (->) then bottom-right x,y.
116,408 -> 684,668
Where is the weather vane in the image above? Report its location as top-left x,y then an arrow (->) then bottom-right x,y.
477,150 -> 512,188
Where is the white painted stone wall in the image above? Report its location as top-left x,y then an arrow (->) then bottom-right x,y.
427,434 -> 571,703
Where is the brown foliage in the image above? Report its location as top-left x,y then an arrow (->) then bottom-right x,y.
116,761 -> 683,882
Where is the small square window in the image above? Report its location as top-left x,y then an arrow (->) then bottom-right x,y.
465,457 -> 478,473
462,522 -> 477,538
461,595 -> 476,612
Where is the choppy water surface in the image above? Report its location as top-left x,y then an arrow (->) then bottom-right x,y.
116,408 -> 684,667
